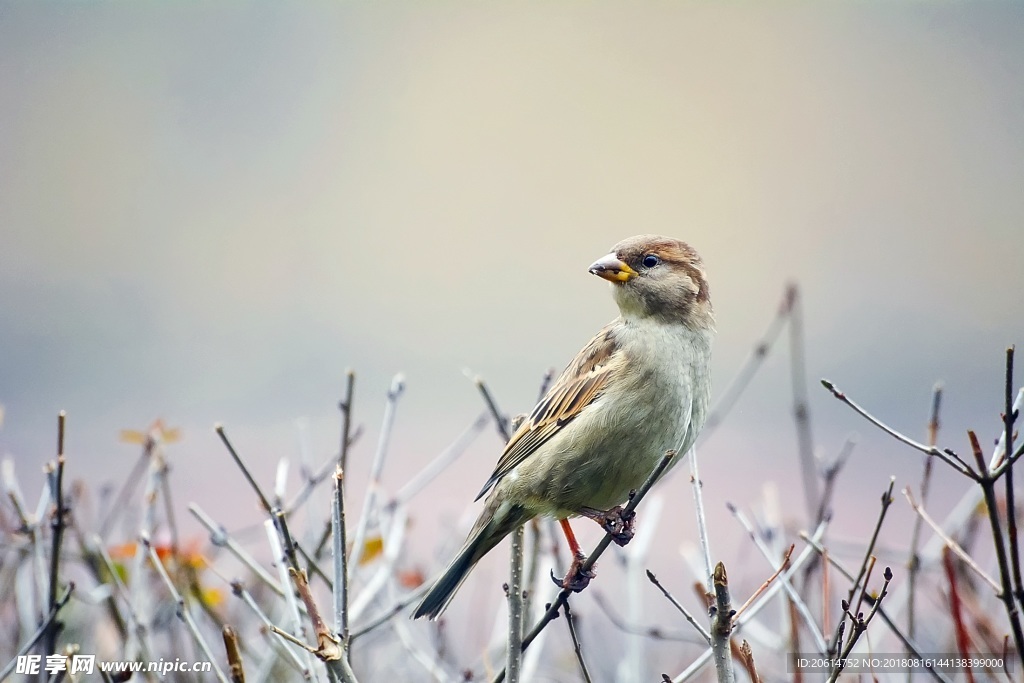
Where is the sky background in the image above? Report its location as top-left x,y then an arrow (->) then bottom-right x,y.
1,2 -> 1023,634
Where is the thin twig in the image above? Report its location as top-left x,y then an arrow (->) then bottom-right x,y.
0,583 -> 74,682
825,566 -> 893,683
942,548 -> 976,683
265,520 -> 314,674
44,410 -> 67,658
229,580 -> 311,678
216,424 -> 275,514
94,539 -> 156,664
1002,348 -> 1022,609
994,441 -> 1024,479
268,624 -> 316,651
72,526 -> 128,641
348,583 -> 432,643
968,429 -> 1024,660
159,457 -> 182,568
563,599 -> 593,683
145,535 -> 232,683
290,567 -> 358,683
474,374 -> 511,442
822,546 -> 831,656
97,449 -> 150,540
622,493 -> 664,680
126,442 -> 165,661
733,545 -> 796,621
800,532 -> 953,683
991,387 -> 1024,477
339,369 -> 355,475
814,437 -> 856,526
591,590 -> 701,642
646,570 -> 711,644
849,556 -> 877,637
273,508 -> 301,574
670,520 -> 829,683
1,457 -> 32,532
846,478 -> 895,609
273,460 -> 290,519
390,614 -> 459,682
908,382 -> 943,661
386,412 -> 488,510
188,503 -> 285,597
689,448 -> 714,595
820,379 -> 977,479
787,284 -> 819,519
293,530 -> 333,590
726,503 -> 827,653
699,287 -> 791,443
348,505 -> 410,622
881,410 -> 1023,634
903,487 -> 1000,592
332,466 -> 350,650
737,640 -> 762,683
787,596 -> 802,683
285,424 -> 364,517
348,374 -> 404,571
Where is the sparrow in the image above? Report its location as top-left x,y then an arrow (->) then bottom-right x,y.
413,235 -> 714,620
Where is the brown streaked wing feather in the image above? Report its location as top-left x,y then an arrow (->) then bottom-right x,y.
474,324 -> 621,500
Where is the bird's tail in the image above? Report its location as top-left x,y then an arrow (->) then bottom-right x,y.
413,501 -> 527,620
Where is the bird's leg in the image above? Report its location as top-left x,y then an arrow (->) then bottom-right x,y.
550,518 -> 595,592
578,499 -> 636,547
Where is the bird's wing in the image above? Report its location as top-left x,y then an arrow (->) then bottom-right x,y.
475,323 -> 622,500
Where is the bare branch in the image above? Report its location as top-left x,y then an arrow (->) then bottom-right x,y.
222,626 -> 245,683
505,525 -> 525,683
44,410 -> 68,658
215,424 -> 275,514
646,570 -> 711,645
145,535 -> 232,683
968,429 -> 1024,660
332,466 -> 350,650
908,382 -> 943,653
563,599 -> 592,683
0,583 -> 73,681
820,379 -> 977,479
339,369 -> 356,474
348,374 -> 404,571
903,487 -> 1000,592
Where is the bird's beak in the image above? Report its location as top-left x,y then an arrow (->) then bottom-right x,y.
588,253 -> 637,283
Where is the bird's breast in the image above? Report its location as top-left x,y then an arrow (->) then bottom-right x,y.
517,320 -> 713,515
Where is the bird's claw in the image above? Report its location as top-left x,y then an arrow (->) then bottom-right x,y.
602,505 -> 636,547
550,554 -> 595,592
580,504 -> 636,546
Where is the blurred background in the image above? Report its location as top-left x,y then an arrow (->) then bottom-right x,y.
1,0 -> 1023,651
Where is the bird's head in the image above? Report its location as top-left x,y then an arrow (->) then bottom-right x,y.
589,234 -> 713,330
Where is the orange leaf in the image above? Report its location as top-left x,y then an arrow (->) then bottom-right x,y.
398,568 -> 425,589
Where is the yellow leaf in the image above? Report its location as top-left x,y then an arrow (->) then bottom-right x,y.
199,587 -> 224,607
119,430 -> 147,444
359,536 -> 384,565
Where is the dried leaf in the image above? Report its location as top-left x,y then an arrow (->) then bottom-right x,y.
359,535 -> 384,565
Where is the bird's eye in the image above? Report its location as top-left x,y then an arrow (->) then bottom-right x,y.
642,254 -> 661,268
